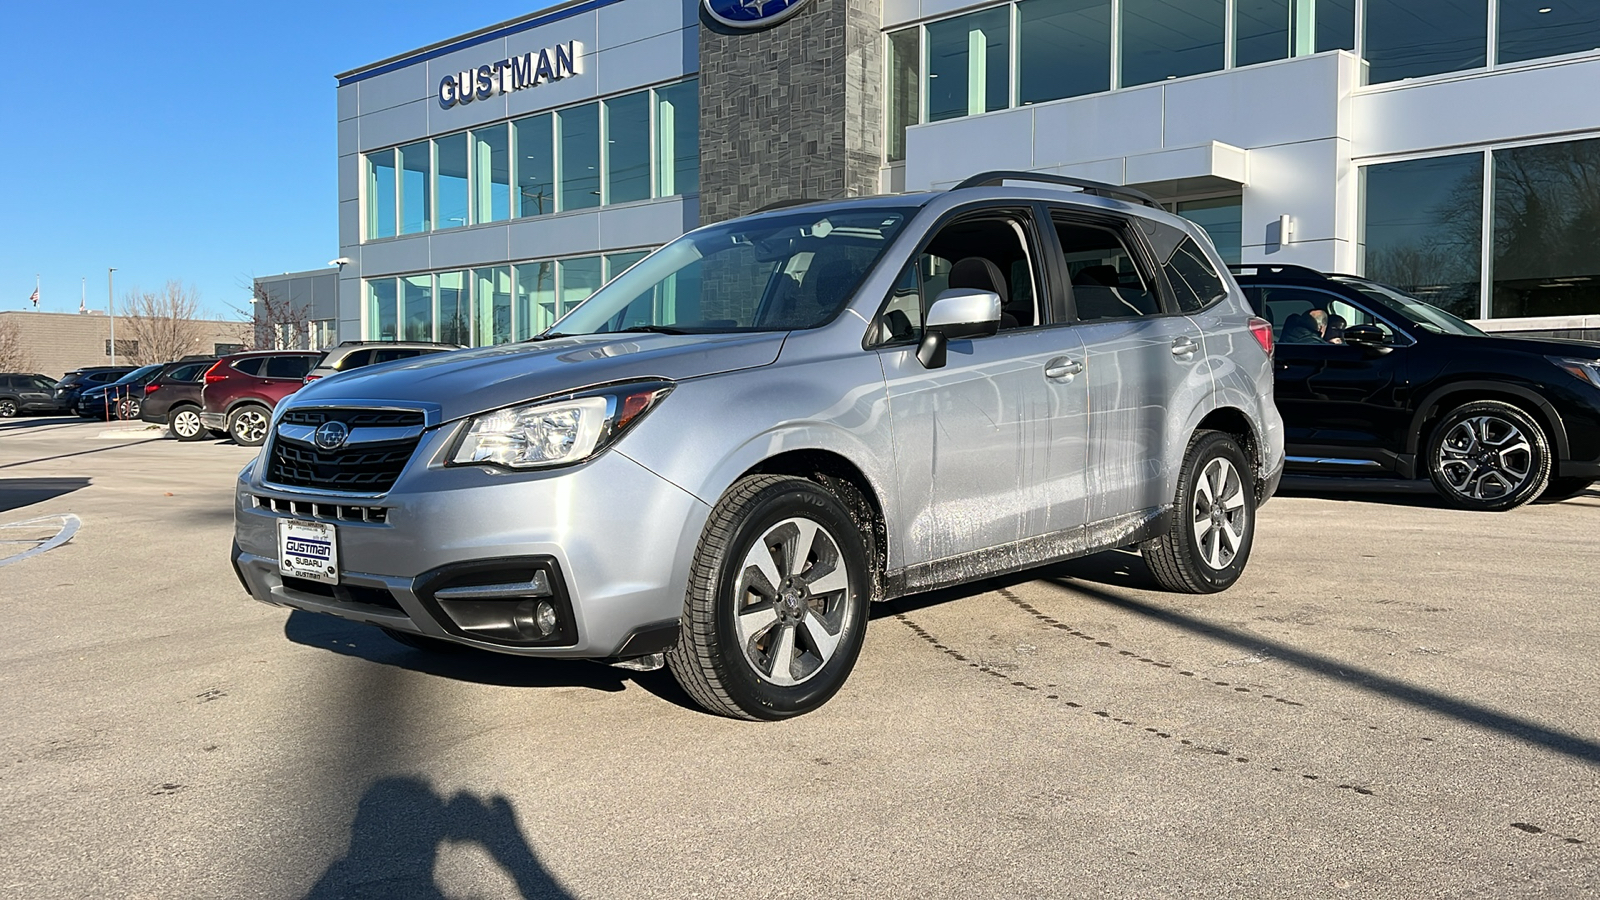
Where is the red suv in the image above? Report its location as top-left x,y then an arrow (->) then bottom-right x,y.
200,351 -> 323,446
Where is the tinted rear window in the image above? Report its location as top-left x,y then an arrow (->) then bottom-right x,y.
168,362 -> 209,382
333,350 -> 372,370
265,356 -> 316,379
232,358 -> 265,376
372,348 -> 426,364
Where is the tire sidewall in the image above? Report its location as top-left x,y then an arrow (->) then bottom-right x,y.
229,405 -> 270,446
1425,400 -> 1551,512
707,482 -> 871,719
171,407 -> 204,441
1174,432 -> 1256,591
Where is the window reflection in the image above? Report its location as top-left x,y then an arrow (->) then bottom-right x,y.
1173,196 -> 1242,264
434,133 -> 469,229
365,149 -> 396,240
474,267 -> 513,345
558,257 -> 604,317
1492,138 -> 1600,317
437,271 -> 469,346
654,80 -> 699,196
1364,0 -> 1487,83
514,114 -> 554,217
1498,0 -> 1600,65
559,104 -> 601,211
403,275 -> 433,341
886,28 -> 920,161
398,142 -> 430,235
1363,154 -> 1483,319
927,8 -> 1010,122
1121,0 -> 1225,87
1018,0 -> 1110,104
517,262 -> 557,338
366,279 -> 397,340
605,92 -> 651,204
472,125 -> 510,224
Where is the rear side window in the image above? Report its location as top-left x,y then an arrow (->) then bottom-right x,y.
168,362 -> 208,382
1165,238 -> 1229,313
334,350 -> 373,370
1054,220 -> 1161,320
265,356 -> 316,379
0,376 -> 15,390
232,358 -> 265,376
372,348 -> 424,364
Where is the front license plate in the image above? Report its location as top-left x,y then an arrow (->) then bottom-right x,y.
278,519 -> 339,585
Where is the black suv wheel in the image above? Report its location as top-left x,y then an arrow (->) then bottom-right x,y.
1425,400 -> 1552,512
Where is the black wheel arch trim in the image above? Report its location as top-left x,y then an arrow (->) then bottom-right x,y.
1407,381 -> 1569,462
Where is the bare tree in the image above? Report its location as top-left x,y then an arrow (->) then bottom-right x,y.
120,281 -> 206,364
236,281 -> 313,350
0,316 -> 36,371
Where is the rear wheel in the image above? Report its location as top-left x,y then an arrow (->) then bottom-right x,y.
0,399 -> 16,418
667,475 -> 871,720
1142,430 -> 1257,594
1538,476 -> 1595,503
228,404 -> 271,447
1425,400 -> 1551,512
169,406 -> 206,441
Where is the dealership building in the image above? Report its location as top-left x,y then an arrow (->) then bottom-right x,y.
334,0 -> 1600,346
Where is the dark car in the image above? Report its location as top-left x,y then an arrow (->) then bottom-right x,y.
54,366 -> 135,410
138,358 -> 218,440
1234,264 -> 1600,511
200,350 -> 323,446
303,340 -> 460,383
0,374 -> 64,417
75,364 -> 166,419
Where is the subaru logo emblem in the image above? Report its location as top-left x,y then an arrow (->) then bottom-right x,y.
703,0 -> 811,30
313,420 -> 350,451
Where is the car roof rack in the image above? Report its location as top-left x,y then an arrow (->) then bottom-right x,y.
752,197 -> 832,214
1228,263 -> 1330,280
952,170 -> 1162,209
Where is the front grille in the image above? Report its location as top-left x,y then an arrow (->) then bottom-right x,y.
265,406 -> 424,494
281,408 -> 424,428
252,494 -> 388,524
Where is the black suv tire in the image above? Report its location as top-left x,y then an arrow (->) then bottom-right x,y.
1425,400 -> 1551,512
667,475 -> 871,720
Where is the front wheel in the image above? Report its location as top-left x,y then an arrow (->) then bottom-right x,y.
0,399 -> 16,418
1141,430 -> 1257,594
666,475 -> 871,720
117,397 -> 141,420
169,406 -> 206,441
1425,400 -> 1551,512
228,405 -> 272,447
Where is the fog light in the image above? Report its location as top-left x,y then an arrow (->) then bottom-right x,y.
534,600 -> 557,637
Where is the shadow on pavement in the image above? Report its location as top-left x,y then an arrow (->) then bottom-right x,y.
282,610 -> 699,710
0,415 -> 86,433
305,777 -> 574,899
0,438 -> 164,470
1274,475 -> 1448,509
0,476 -> 91,513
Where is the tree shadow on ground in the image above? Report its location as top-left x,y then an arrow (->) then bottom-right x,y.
283,610 -> 698,710
0,476 -> 91,513
305,776 -> 574,900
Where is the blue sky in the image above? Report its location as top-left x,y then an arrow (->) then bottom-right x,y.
0,1 -> 554,319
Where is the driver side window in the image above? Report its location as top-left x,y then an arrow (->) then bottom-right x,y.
877,213 -> 1042,343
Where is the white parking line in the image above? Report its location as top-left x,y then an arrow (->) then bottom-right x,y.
0,514 -> 81,567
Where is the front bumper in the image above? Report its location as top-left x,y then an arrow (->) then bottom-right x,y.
232,437 -> 710,659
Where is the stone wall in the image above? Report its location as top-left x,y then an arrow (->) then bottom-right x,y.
697,0 -> 883,224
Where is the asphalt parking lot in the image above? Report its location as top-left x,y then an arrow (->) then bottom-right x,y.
1,415 -> 1596,899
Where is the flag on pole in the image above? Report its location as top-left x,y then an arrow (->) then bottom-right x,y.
29,288 -> 38,308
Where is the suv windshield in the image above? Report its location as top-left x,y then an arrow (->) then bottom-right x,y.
111,365 -> 165,385
1330,277 -> 1487,337
550,208 -> 913,336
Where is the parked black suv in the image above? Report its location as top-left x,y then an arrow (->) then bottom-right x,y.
0,374 -> 63,417
54,366 -> 135,410
138,358 -> 218,439
1234,264 -> 1600,510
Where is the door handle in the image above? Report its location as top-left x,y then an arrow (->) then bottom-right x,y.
1044,357 -> 1084,380
1170,336 -> 1199,359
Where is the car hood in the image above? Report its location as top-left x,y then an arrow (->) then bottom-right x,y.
1444,332 -> 1600,360
286,331 -> 789,423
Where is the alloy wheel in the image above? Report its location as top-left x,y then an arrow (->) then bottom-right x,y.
0,399 -> 15,418
232,410 -> 269,444
733,517 -> 853,687
1191,456 -> 1247,571
173,410 -> 202,439
1436,415 -> 1532,501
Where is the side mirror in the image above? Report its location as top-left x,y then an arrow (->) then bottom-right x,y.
1341,324 -> 1392,355
917,289 -> 1002,369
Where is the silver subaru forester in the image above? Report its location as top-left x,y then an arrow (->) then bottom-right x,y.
231,173 -> 1284,720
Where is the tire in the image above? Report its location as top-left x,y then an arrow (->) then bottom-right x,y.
117,397 -> 141,420
169,406 -> 206,441
1425,400 -> 1551,512
0,399 -> 15,418
1141,430 -> 1257,594
1537,476 -> 1595,503
381,627 -> 468,653
227,404 -> 272,447
666,475 -> 872,720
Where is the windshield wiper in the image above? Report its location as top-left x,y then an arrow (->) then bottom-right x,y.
522,331 -> 573,342
611,325 -> 693,335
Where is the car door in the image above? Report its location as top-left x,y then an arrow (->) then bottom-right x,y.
260,355 -> 318,406
1051,212 -> 1206,522
1247,285 -> 1412,469
876,205 -> 1089,573
17,376 -> 58,409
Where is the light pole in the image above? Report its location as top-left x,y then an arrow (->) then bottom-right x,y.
107,268 -> 117,366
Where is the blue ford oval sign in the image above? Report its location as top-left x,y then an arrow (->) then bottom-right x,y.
703,0 -> 812,30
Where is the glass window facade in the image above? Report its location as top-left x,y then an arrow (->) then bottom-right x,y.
926,8 -> 1010,122
1362,153 -> 1484,319
364,250 -> 657,345
1499,0 -> 1600,65
886,28 -> 920,162
360,79 -> 699,242
1491,138 -> 1600,318
1364,0 -> 1487,84
1173,196 -> 1243,264
1121,0 -> 1224,87
1018,0 -> 1110,105
605,92 -> 652,204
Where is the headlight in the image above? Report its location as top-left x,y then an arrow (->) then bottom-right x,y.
1550,357 -> 1600,389
450,381 -> 673,469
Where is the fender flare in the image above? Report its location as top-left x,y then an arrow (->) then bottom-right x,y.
1406,380 -> 1569,461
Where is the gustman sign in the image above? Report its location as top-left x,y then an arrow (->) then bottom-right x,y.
438,41 -> 582,110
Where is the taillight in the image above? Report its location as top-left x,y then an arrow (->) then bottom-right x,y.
303,374 -> 322,383
1247,317 -> 1274,357
144,384 -> 161,394
203,361 -> 228,384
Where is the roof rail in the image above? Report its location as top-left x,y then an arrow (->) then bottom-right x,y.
1227,263 -> 1329,280
952,170 -> 1162,209
752,197 -> 830,214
